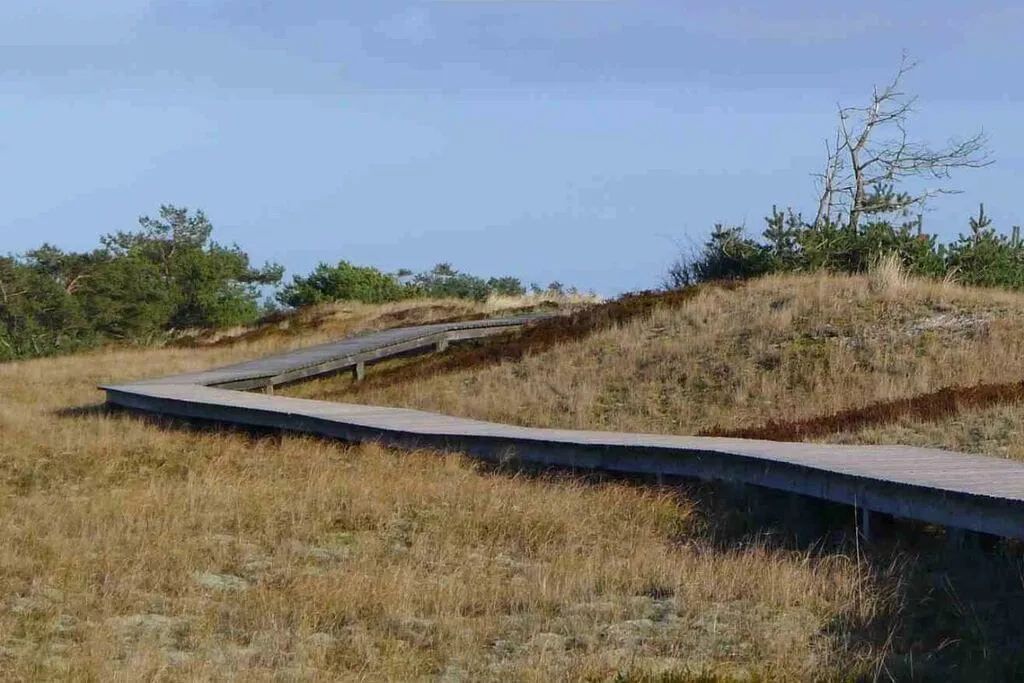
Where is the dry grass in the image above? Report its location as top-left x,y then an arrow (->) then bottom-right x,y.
9,276 -> 1024,679
482,290 -> 605,313
827,401 -> 1024,460
295,272 -> 1024,449
171,298 -> 485,346
172,293 -> 596,351
867,252 -> 912,297
271,272 -> 1024,678
1,300 -> 894,680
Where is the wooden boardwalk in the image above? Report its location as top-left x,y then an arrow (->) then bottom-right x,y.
102,314 -> 1024,541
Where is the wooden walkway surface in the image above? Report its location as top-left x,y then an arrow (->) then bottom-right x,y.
102,313 -> 1024,541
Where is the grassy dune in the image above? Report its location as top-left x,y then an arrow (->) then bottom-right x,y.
292,272 -> 1024,460
1,295 -> 891,681
6,280 -> 1024,679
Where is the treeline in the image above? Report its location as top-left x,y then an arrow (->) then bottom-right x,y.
276,260 -> 575,308
0,205 -> 554,362
1,206 -> 284,361
669,201 -> 1024,290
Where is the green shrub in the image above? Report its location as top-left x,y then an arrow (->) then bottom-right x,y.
666,224 -> 774,288
276,261 -> 406,308
669,203 -> 1021,291
0,205 -> 283,361
278,261 -> 527,307
944,205 -> 1024,289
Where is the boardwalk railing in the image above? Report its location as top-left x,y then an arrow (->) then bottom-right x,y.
102,314 -> 1024,542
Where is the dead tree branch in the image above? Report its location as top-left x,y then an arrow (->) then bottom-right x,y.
812,52 -> 993,230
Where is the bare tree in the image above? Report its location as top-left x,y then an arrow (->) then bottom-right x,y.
812,53 -> 993,231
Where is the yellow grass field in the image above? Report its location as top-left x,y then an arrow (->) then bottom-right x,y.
4,280 -> 1024,680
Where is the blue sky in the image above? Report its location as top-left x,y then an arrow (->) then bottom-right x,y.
1,1 -> 1021,296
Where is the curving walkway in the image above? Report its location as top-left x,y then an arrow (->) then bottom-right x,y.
102,314 -> 1024,541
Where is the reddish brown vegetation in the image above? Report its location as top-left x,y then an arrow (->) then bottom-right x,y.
701,381 -> 1024,442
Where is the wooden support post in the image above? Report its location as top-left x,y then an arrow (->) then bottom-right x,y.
263,383 -> 274,395
858,506 -> 884,543
435,338 -> 449,353
352,362 -> 365,382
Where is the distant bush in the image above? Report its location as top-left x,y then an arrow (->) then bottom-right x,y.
667,204 -> 1023,291
276,261 -> 407,308
277,261 -> 527,307
1,205 -> 283,361
405,263 -> 527,302
666,223 -> 775,287
944,205 -> 1024,289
